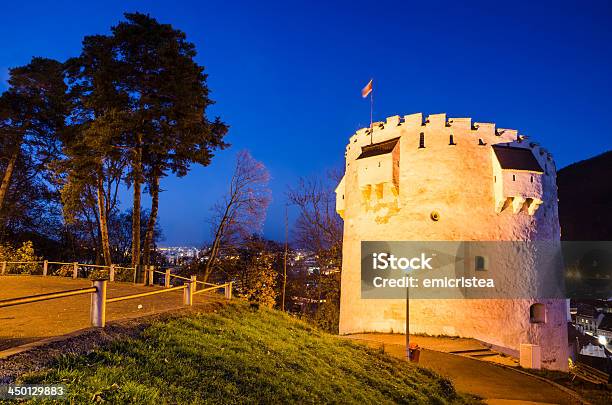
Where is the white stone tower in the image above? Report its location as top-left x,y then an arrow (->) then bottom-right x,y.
336,113 -> 568,370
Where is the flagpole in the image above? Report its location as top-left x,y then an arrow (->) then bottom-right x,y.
370,79 -> 373,144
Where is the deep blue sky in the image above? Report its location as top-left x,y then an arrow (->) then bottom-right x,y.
1,1 -> 611,245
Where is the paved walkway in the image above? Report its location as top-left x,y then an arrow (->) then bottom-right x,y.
344,334 -> 581,405
0,275 -> 220,351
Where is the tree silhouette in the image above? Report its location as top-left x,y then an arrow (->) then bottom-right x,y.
203,151 -> 271,282
0,58 -> 67,224
110,12 -> 228,266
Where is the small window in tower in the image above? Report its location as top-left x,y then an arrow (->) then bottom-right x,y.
449,135 -> 456,145
530,175 -> 533,183
530,303 -> 546,324
494,175 -> 496,183
419,133 -> 425,149
475,256 -> 487,271
512,174 -> 516,181
378,161 -> 381,167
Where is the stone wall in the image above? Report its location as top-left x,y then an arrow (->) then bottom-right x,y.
336,113 -> 568,370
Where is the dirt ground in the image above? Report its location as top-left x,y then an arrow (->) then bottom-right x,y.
0,275 -> 224,351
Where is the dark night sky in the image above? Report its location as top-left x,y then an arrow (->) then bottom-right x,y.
1,0 -> 611,245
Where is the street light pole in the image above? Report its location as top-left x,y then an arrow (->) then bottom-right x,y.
405,283 -> 410,360
282,204 -> 288,311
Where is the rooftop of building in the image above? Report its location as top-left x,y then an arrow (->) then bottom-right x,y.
492,144 -> 544,172
356,137 -> 400,160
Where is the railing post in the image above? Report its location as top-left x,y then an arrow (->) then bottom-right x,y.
91,280 -> 107,327
109,264 -> 115,282
43,260 -> 48,276
1,261 -> 6,275
225,281 -> 233,300
146,266 -> 153,286
190,275 -> 197,292
183,280 -> 194,306
165,269 -> 171,288
72,262 -> 78,279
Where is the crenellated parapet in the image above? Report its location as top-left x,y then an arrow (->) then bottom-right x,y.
339,113 -> 556,217
346,113 -> 554,162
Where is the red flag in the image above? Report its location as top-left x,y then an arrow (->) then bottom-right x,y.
361,79 -> 373,98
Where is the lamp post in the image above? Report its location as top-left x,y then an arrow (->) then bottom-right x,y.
282,204 -> 288,311
405,281 -> 410,360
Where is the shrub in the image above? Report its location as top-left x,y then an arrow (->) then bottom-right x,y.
113,266 -> 135,282
0,241 -> 41,274
54,264 -> 74,277
88,267 -> 109,280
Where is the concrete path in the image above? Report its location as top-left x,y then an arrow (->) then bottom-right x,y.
0,275 -> 220,351
344,334 -> 581,405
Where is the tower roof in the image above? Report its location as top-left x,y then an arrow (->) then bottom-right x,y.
357,137 -> 400,160
493,145 -> 544,172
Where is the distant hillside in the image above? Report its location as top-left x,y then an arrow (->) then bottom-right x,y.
558,151 -> 612,240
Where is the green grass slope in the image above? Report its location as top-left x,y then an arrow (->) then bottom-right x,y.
20,303 -> 477,404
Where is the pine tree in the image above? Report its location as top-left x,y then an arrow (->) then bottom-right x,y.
61,35 -> 130,266
0,58 -> 67,220
110,13 -> 228,266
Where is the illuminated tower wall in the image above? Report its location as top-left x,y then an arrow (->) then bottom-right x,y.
336,113 -> 568,370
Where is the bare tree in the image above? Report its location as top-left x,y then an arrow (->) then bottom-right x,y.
202,150 -> 271,282
287,169 -> 343,268
286,169 -> 344,333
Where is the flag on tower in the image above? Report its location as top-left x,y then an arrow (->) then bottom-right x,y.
361,79 -> 373,98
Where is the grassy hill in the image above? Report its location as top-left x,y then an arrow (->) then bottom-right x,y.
17,303 -> 477,404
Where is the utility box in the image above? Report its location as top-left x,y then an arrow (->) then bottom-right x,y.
520,343 -> 541,369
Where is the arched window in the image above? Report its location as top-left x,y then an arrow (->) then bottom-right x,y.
449,134 -> 456,145
530,303 -> 546,324
475,256 -> 487,271
419,133 -> 425,149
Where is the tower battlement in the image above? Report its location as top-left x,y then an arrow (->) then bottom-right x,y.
342,113 -> 555,220
348,113 -> 553,162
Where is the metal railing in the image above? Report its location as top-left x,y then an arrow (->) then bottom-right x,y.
1,262 -> 235,329
193,282 -> 233,299
0,287 -> 97,308
0,275 -> 234,329
571,361 -> 610,384
106,284 -> 188,304
0,281 -> 105,327
0,260 -> 135,281
151,269 -> 233,299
